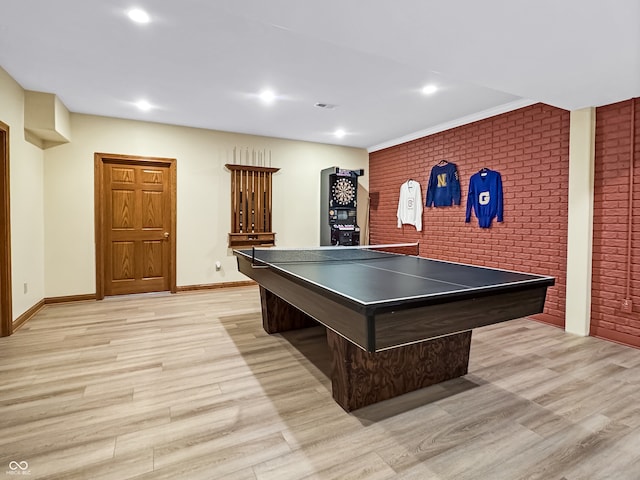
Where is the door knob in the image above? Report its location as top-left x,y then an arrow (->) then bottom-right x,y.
164,232 -> 170,238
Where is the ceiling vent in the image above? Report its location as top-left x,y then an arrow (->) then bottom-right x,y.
314,103 -> 337,109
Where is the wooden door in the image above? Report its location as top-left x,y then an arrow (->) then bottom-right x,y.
0,121 -> 11,336
95,153 -> 176,299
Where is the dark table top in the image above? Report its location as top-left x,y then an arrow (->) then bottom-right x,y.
235,247 -> 555,308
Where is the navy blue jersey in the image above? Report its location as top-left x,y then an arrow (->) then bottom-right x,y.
425,162 -> 461,207
465,169 -> 504,228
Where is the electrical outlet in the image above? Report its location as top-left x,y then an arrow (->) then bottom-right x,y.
621,298 -> 633,313
23,282 -> 28,294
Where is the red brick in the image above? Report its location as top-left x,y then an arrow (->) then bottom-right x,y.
369,103 -> 569,326
370,99 -> 640,346
590,99 -> 640,346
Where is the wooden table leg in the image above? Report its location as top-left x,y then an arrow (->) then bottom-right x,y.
260,286 -> 317,333
327,329 -> 472,411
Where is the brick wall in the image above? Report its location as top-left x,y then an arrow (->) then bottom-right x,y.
592,98 -> 640,347
369,103 -> 569,327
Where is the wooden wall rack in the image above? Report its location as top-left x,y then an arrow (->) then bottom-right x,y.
226,164 -> 279,248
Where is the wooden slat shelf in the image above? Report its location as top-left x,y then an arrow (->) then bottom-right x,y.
228,232 -> 275,248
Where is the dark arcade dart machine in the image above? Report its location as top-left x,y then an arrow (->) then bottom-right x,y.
320,167 -> 364,246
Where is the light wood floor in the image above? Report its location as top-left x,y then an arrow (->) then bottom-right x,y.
2,286 -> 640,479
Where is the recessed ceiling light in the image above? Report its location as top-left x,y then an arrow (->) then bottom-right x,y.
259,89 -> 276,104
422,84 -> 438,95
134,99 -> 152,111
127,8 -> 150,24
334,129 -> 346,139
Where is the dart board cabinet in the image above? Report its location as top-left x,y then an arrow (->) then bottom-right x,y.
320,167 -> 364,246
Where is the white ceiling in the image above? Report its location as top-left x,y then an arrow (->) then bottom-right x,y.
1,0 -> 638,151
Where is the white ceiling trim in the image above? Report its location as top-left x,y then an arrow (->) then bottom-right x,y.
368,99 -> 538,153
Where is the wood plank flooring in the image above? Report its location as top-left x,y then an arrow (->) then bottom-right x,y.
1,286 -> 640,479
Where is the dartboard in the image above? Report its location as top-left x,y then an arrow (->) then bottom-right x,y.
331,177 -> 356,205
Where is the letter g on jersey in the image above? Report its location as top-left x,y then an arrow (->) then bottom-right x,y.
479,192 -> 490,206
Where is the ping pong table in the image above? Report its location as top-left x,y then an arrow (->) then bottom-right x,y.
234,244 -> 555,411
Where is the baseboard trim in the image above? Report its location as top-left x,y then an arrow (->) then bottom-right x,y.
591,325 -> 640,350
530,313 -> 564,329
12,284 -> 255,332
12,299 -> 45,332
176,281 -> 256,292
43,283 -> 254,301
45,294 -> 97,304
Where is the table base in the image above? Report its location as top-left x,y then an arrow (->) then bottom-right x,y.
260,286 -> 472,411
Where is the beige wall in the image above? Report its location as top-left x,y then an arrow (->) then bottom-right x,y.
0,67 -> 46,320
565,107 -> 595,336
43,114 -> 368,297
1,64 -> 368,306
